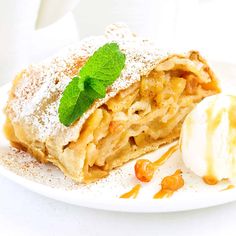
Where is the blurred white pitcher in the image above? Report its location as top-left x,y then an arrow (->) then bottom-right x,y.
0,0 -> 37,84
0,0 -> 79,85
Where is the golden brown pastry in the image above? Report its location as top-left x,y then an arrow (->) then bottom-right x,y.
4,24 -> 220,183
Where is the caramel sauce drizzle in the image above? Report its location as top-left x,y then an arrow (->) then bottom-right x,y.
221,184 -> 235,191
228,97 -> 236,179
153,144 -> 178,168
228,97 -> 236,132
120,144 -> 180,198
120,184 -> 141,199
203,96 -> 236,185
203,176 -> 218,185
203,99 -> 224,185
153,169 -> 184,199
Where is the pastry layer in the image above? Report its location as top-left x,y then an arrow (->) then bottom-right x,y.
4,24 -> 220,183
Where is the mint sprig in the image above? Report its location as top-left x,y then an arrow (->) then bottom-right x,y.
58,43 -> 126,127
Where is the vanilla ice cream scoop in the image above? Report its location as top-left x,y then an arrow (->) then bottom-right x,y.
180,94 -> 236,184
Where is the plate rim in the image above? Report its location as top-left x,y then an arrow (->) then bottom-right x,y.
0,162 -> 236,213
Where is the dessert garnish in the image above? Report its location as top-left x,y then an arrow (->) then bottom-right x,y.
153,169 -> 184,199
221,184 -> 234,191
59,43 -> 126,126
134,144 -> 178,182
120,184 -> 141,199
120,144 -> 180,199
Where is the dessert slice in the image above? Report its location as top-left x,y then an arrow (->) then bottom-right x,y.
4,24 -> 220,183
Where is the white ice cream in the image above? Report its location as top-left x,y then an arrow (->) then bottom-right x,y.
180,94 -> 236,184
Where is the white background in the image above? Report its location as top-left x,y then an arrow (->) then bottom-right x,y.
1,0 -> 236,85
1,0 -> 236,235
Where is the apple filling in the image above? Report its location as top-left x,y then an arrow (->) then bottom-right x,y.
62,54 -> 219,182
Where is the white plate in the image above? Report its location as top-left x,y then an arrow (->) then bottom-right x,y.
1,61 -> 236,213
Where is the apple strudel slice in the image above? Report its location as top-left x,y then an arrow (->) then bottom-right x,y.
4,24 -> 220,183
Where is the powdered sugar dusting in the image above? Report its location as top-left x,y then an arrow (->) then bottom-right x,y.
5,23 -> 168,147
0,146 -> 136,195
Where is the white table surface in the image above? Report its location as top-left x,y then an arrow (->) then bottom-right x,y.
0,174 -> 236,236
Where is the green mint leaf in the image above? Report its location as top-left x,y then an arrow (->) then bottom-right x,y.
59,77 -> 85,126
59,79 -> 105,127
58,43 -> 125,126
79,43 -> 126,86
85,77 -> 106,98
